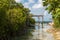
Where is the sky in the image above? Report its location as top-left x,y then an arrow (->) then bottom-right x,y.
15,0 -> 52,21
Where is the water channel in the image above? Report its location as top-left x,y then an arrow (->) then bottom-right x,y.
28,23 -> 55,40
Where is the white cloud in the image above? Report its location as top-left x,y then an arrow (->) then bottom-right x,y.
38,0 -> 43,6
38,0 -> 42,3
23,2 -> 29,8
32,3 -> 43,9
44,11 -> 47,15
32,0 -> 43,9
23,2 -> 32,10
28,0 -> 35,3
15,0 -> 21,3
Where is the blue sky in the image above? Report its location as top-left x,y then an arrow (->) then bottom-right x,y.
15,0 -> 52,21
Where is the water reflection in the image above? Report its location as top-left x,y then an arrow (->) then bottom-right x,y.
29,23 -> 54,40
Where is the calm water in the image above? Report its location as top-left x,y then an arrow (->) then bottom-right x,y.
28,23 -> 55,40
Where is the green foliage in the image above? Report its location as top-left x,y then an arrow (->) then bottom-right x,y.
0,0 -> 35,40
43,0 -> 60,29
6,8 -> 26,30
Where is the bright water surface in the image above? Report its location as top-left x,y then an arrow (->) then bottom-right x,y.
28,23 -> 55,40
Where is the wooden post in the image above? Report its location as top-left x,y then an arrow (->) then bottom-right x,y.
37,16 -> 41,40
38,16 -> 40,29
42,15 -> 44,40
42,16 -> 44,28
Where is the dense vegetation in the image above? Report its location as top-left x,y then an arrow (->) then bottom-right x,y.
0,0 -> 35,40
43,0 -> 60,29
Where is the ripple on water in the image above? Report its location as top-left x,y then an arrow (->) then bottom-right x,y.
29,23 -> 55,40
